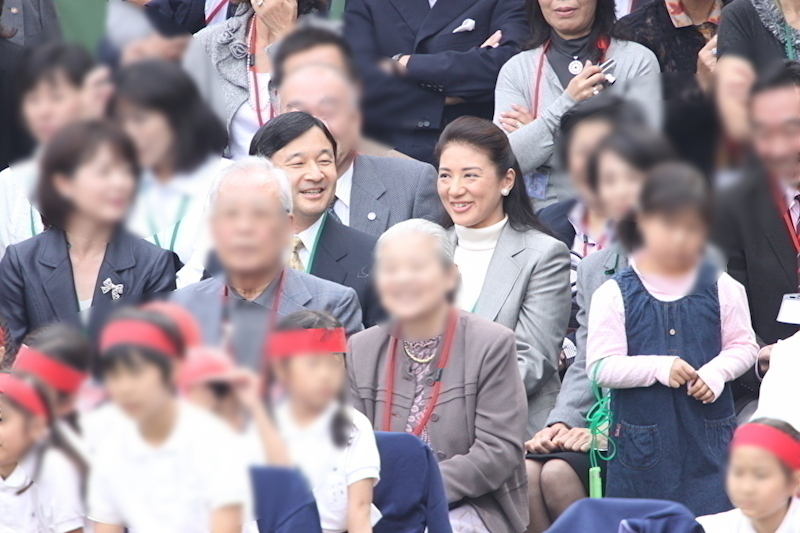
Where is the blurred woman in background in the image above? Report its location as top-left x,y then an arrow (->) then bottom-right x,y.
0,121 -> 176,346
112,59 -> 227,282
435,116 -> 571,438
493,0 -> 660,209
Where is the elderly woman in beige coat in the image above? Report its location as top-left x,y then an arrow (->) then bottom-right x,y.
347,219 -> 529,533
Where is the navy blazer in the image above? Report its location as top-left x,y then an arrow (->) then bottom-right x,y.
0,227 -> 177,346
311,215 -> 385,328
537,198 -> 578,250
344,0 -> 529,162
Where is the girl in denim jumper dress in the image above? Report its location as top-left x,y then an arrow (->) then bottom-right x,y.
587,163 -> 758,516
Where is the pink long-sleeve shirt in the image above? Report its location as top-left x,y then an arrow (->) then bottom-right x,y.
586,261 -> 758,401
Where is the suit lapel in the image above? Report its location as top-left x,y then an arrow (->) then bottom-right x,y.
473,225 -> 523,321
350,156 -> 390,233
388,0 -> 431,36
415,0 -> 479,48
758,181 -> 799,288
92,231 -> 137,305
312,218 -> 349,285
280,268 -> 314,314
39,229 -> 79,323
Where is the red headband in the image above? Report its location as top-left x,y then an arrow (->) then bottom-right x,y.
0,373 -> 49,421
178,349 -> 237,390
732,423 -> 800,470
100,319 -> 181,359
267,328 -> 347,360
13,346 -> 86,394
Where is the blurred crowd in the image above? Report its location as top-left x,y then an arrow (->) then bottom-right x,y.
1,0 -> 800,532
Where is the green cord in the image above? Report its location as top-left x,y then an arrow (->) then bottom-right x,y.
785,21 -> 797,60
586,358 -> 618,498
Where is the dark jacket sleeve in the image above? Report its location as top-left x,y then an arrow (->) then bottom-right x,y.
344,0 -> 446,131
0,246 -> 29,346
143,248 -> 178,295
404,0 -> 529,101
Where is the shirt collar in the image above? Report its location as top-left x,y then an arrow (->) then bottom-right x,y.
335,162 -> 354,207
666,0 -> 722,29
296,212 -> 326,253
0,448 -> 40,491
127,400 -> 186,458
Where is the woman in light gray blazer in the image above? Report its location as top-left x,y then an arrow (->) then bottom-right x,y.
348,219 -> 529,533
435,117 -> 571,439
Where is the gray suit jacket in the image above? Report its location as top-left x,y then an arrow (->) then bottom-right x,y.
348,311 -> 528,533
349,154 -> 450,238
450,223 -> 571,438
171,267 -> 363,343
546,247 -> 627,429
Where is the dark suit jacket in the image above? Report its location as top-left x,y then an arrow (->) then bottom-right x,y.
344,0 -> 529,162
311,215 -> 385,328
145,0 -> 236,35
0,226 -> 177,345
537,198 -> 578,250
0,39 -> 31,169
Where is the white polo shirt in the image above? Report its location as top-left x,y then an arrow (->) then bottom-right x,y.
697,497 -> 800,533
0,446 -> 85,533
245,402 -> 381,533
87,400 -> 248,533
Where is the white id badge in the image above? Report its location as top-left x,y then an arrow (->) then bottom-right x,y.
777,293 -> 800,324
524,172 -> 549,200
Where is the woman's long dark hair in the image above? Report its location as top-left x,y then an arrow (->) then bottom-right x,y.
249,111 -> 337,159
524,0 -> 617,51
435,116 -> 553,235
617,162 -> 712,251
112,59 -> 227,174
586,126 -> 676,191
1,372 -> 88,492
274,310 -> 352,448
38,120 -> 140,231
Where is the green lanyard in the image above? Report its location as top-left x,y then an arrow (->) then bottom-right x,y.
148,195 -> 190,252
304,211 -> 327,273
785,21 -> 797,60
30,206 -> 38,237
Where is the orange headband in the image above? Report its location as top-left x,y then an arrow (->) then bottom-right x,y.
0,373 -> 49,421
732,423 -> 800,470
100,319 -> 181,359
13,346 -> 86,394
267,328 -> 347,360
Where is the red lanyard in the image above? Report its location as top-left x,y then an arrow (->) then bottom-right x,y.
530,37 -> 610,120
770,177 -> 800,253
382,308 -> 459,434
248,17 -> 276,128
204,0 -> 228,25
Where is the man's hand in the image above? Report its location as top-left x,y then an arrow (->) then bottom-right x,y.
525,423 -> 569,454
687,376 -> 715,403
480,30 -> 502,49
757,344 -> 773,377
668,358 -> 697,388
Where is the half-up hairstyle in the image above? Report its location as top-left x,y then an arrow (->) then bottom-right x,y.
435,116 -> 553,236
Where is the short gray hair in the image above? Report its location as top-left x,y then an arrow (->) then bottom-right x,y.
209,156 -> 292,213
376,219 -> 454,265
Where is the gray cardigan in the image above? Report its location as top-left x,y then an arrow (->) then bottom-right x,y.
348,311 -> 529,533
493,39 -> 661,207
450,223 -> 571,438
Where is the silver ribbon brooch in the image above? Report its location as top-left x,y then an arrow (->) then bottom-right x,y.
101,278 -> 124,300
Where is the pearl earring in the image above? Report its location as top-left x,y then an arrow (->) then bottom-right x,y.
501,188 -> 510,196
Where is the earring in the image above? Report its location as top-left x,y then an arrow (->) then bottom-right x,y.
501,188 -> 510,196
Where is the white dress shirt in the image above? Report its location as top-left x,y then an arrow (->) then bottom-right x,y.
0,157 -> 41,261
295,213 -> 326,272
0,446 -> 85,533
453,216 -> 508,312
88,400 -> 248,533
333,162 -> 354,226
204,0 -> 228,26
229,72 -> 272,161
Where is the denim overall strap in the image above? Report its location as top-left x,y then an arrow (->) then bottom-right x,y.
606,262 -> 735,516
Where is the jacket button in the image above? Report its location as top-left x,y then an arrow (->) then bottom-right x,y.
417,121 -> 424,128
367,212 -> 376,221
425,377 -> 435,386
430,413 -> 439,422
669,328 -> 676,336
436,450 -> 446,459
423,120 -> 431,127
10,6 -> 18,12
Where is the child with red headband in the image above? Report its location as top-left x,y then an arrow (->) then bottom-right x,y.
87,308 -> 247,533
698,418 -> 800,533
0,372 -> 86,533
238,310 -> 381,533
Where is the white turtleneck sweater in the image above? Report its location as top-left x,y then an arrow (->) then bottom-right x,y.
453,216 -> 508,312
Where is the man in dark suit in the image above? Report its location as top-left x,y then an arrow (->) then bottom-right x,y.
343,0 -> 529,163
713,62 -> 800,401
278,63 -> 449,237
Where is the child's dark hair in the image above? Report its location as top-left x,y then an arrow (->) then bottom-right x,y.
617,162 -> 712,252
99,308 -> 185,383
275,310 -> 352,447
0,372 -> 88,492
586,126 -> 677,192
